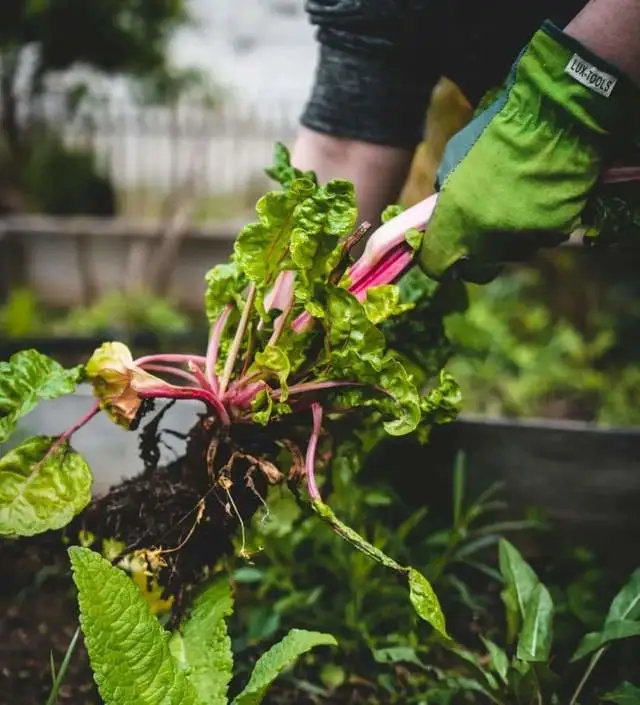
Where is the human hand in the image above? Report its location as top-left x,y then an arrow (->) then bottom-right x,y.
418,21 -> 640,284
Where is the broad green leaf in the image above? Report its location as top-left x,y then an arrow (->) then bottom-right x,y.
362,285 -> 414,325
372,646 -> 424,668
499,539 -> 540,619
381,204 -> 404,223
324,286 -> 422,436
516,583 -> 554,662
253,346 -> 291,401
69,547 -> 201,705
409,568 -> 449,639
204,262 -> 248,323
0,350 -> 82,443
311,500 -> 447,637
170,576 -> 234,705
0,436 -> 92,537
234,179 -> 316,289
602,682 -> 640,703
404,227 -> 423,251
571,619 -> 640,661
479,636 -> 509,684
231,629 -> 337,705
606,569 -> 640,624
264,142 -> 316,190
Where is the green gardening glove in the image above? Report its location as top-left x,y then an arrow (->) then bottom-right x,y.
420,20 -> 640,284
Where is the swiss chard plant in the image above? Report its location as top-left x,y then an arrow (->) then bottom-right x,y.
69,545 -> 336,705
0,143 -> 461,638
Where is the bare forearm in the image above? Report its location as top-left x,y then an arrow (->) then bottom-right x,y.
565,0 -> 640,85
291,126 -> 414,228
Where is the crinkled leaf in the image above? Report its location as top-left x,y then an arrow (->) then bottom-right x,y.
606,568 -> 640,624
253,346 -> 291,401
69,547 -> 201,705
170,576 -> 234,705
0,436 -> 92,537
480,636 -> 509,684
381,204 -> 404,223
571,620 -> 640,662
419,369 -> 463,438
602,682 -> 640,703
264,142 -> 316,190
234,179 -> 316,289
232,629 -> 337,705
289,180 -> 357,308
408,568 -> 449,639
325,286 -> 421,436
516,583 -> 554,662
362,285 -> 414,325
205,262 -> 248,323
0,350 -> 82,443
404,227 -> 423,251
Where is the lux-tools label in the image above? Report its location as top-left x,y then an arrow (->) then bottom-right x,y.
565,53 -> 617,97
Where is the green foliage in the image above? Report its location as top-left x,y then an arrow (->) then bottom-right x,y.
432,542 -> 640,704
444,264 -> 640,424
23,133 -> 116,216
0,350 -> 83,443
0,288 -> 191,338
70,547 -> 336,705
70,546 -> 201,705
0,436 -> 92,536
169,577 -> 234,704
1,0 -> 191,82
231,629 -> 337,705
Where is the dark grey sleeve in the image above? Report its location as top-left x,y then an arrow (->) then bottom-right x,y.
299,0 -> 442,149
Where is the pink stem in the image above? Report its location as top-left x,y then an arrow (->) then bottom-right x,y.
350,244 -> 414,299
29,403 -> 101,476
206,304 -> 233,393
140,363 -> 200,386
603,166 -> 640,183
189,362 -> 214,392
273,380 -> 362,400
138,386 -> 231,427
219,284 -> 257,397
305,402 -> 323,501
227,380 -> 267,409
134,354 -> 207,367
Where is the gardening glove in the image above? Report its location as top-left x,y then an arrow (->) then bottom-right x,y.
419,20 -> 640,284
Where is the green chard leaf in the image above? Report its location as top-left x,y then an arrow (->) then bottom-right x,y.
169,576 -> 234,705
324,286 -> 421,436
69,547 -> 202,705
253,346 -> 291,401
204,261 -> 248,323
232,629 -> 337,705
264,142 -> 317,190
289,179 -> 357,304
312,501 -> 448,639
0,436 -> 92,537
0,350 -> 83,444
362,285 -> 415,326
234,178 -> 316,289
381,204 -> 404,223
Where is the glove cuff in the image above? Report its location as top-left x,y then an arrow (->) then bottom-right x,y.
531,21 -> 640,137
